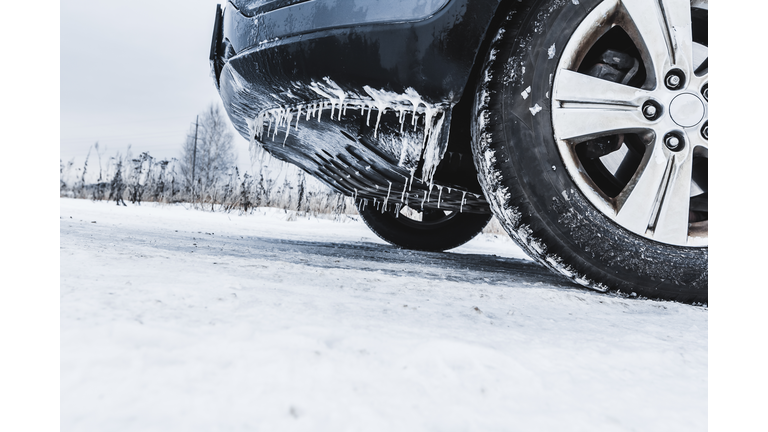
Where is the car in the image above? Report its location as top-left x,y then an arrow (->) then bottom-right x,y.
209,0 -> 708,303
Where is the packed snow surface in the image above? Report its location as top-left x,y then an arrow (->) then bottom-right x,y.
60,198 -> 707,431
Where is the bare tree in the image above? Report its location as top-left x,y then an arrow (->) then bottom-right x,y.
180,104 -> 236,192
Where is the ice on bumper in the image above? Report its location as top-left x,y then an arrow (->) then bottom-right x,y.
246,78 -> 451,189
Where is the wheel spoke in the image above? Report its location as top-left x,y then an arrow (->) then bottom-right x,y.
552,70 -> 653,141
552,112 -> 649,143
554,69 -> 652,107
616,145 -> 692,243
649,153 -> 693,244
620,0 -> 694,79
661,0 -> 694,72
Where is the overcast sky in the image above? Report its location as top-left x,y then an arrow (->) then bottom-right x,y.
61,0 -> 251,169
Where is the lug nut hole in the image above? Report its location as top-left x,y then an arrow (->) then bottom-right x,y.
664,132 -> 685,152
665,69 -> 686,90
642,100 -> 662,120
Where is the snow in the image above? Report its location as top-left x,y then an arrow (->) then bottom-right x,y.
60,198 -> 707,431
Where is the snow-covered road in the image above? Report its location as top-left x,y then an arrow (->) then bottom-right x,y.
60,198 -> 707,431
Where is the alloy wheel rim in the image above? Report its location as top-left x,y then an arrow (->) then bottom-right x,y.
394,206 -> 457,228
552,0 -> 708,247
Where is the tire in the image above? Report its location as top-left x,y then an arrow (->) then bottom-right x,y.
471,0 -> 708,302
358,203 -> 492,252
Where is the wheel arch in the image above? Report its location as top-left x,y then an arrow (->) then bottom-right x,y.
438,0 -> 535,187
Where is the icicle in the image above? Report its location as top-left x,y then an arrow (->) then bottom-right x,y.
421,190 -> 428,209
460,191 -> 467,212
395,203 -> 401,218
321,77 -> 346,121
421,110 -> 447,187
402,88 -> 424,130
384,181 -> 392,207
437,186 -> 443,208
271,110 -> 280,139
420,105 -> 436,152
295,105 -> 302,129
374,105 -> 385,138
363,85 -> 391,139
400,177 -> 408,203
283,109 -> 294,145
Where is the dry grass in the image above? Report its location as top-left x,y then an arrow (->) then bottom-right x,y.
61,149 -> 509,237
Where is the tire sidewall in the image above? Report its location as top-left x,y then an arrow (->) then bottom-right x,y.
474,0 -> 707,301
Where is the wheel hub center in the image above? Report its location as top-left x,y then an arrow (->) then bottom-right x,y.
669,93 -> 705,127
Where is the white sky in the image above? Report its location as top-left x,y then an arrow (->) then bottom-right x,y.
60,0 -> 252,169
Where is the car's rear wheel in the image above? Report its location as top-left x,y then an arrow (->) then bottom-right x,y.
358,203 -> 492,252
471,0 -> 708,302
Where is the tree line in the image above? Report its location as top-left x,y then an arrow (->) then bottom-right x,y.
60,104 -> 355,218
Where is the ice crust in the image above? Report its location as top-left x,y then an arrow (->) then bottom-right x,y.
247,78 -> 451,189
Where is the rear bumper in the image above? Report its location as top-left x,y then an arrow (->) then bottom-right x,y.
210,0 -> 501,212
213,0 -> 499,130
